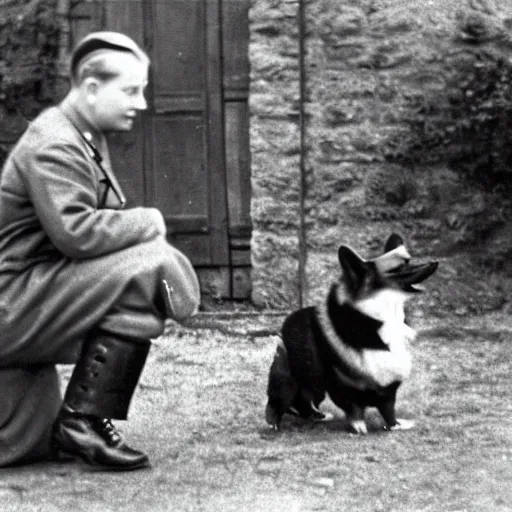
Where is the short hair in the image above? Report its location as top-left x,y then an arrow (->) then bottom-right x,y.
70,31 -> 149,85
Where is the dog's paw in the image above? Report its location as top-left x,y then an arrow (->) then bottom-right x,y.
347,419 -> 368,435
286,406 -> 301,417
313,411 -> 335,423
386,419 -> 415,431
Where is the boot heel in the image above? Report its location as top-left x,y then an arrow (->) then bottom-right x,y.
51,446 -> 76,462
51,431 -> 76,462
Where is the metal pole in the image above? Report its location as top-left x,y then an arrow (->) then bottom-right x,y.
298,0 -> 307,309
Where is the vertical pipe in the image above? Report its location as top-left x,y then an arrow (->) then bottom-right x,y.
297,0 -> 307,309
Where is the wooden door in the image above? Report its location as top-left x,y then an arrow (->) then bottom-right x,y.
102,0 -> 229,268
70,0 -> 251,298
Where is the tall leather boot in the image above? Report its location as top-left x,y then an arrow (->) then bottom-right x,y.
52,330 -> 151,470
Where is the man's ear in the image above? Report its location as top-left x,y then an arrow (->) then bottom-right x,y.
82,77 -> 100,104
338,245 -> 367,297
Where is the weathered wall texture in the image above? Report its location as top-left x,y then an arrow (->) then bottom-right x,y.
249,0 -> 303,308
250,0 -> 512,316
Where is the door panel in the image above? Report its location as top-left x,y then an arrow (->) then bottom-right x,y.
107,123 -> 146,207
103,0 -> 146,207
152,115 -> 208,227
101,0 -> 229,267
145,0 -> 229,266
222,0 -> 252,297
151,1 -> 205,95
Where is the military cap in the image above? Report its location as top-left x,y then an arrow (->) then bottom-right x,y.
70,31 -> 148,80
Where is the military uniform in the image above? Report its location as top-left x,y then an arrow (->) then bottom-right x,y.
0,98 -> 200,466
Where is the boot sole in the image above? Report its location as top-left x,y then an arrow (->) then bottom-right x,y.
53,423 -> 151,472
53,446 -> 151,472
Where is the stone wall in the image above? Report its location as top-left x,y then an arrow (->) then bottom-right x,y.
249,0 -> 512,316
249,0 -> 303,308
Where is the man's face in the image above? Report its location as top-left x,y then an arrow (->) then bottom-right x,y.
89,52 -> 149,132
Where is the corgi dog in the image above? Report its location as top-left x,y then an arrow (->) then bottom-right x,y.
265,234 -> 438,434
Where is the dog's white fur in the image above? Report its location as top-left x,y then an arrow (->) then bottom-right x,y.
371,244 -> 411,273
316,287 -> 414,390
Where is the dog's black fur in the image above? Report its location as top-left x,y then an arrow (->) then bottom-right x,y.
265,234 -> 438,434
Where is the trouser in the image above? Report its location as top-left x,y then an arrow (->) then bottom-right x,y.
0,236 -> 199,365
0,366 -> 61,466
0,236 -> 200,466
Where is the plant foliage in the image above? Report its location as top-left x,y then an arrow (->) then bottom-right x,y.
0,0 -> 61,118
385,50 -> 512,193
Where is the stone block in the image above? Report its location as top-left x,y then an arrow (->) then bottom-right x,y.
250,233 -> 300,309
316,5 -> 367,39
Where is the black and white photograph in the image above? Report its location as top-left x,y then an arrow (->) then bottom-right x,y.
0,0 -> 511,511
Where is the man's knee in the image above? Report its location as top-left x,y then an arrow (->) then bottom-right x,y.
154,238 -> 200,320
123,237 -> 201,321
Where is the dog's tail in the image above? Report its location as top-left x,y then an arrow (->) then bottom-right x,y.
265,343 -> 298,428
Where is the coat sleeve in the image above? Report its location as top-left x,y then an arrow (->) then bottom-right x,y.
20,139 -> 166,259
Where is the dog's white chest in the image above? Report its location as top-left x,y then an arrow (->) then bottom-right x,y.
319,287 -> 415,389
356,290 -> 414,386
360,326 -> 413,387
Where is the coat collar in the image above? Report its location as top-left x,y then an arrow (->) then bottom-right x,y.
58,98 -> 126,208
59,97 -> 104,151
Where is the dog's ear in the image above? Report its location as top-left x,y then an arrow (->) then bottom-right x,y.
338,245 -> 367,296
384,233 -> 404,253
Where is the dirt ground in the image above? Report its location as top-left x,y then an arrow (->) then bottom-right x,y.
1,307 -> 511,512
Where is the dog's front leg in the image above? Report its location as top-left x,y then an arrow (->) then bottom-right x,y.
377,398 -> 398,429
375,381 -> 399,429
377,382 -> 414,431
345,404 -> 367,435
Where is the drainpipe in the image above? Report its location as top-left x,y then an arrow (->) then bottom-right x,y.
297,0 -> 307,308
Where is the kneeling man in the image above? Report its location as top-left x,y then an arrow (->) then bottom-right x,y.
0,32 -> 200,470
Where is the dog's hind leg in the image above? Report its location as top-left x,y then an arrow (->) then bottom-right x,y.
289,388 -> 331,421
309,403 -> 334,422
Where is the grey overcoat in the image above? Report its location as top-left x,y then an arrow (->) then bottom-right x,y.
0,100 -> 200,465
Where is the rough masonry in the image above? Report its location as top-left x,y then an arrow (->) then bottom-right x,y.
249,0 -> 512,315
